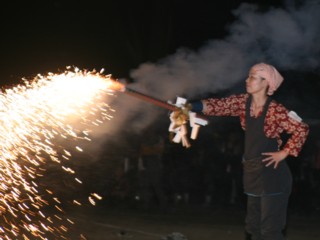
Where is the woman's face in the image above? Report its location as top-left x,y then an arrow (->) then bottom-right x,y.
246,72 -> 268,95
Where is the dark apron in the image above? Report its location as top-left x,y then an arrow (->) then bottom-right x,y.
243,96 -> 292,195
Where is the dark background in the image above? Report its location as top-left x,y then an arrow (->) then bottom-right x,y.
0,2 -> 319,238
0,0 -> 319,212
0,0 -> 284,83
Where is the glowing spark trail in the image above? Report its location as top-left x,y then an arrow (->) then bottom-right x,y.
0,67 -> 117,239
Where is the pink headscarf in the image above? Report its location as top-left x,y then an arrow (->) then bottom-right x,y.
250,63 -> 284,95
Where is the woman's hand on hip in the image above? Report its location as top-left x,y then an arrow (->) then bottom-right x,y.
261,150 -> 289,169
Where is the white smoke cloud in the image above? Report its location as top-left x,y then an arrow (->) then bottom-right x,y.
130,0 -> 320,99
104,0 -> 320,137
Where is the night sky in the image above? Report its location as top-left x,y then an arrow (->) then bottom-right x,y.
0,0 -> 283,81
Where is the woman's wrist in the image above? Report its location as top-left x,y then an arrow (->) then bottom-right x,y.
282,148 -> 290,156
189,101 -> 203,112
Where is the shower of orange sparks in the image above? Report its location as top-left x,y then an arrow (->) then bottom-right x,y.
0,66 -> 119,239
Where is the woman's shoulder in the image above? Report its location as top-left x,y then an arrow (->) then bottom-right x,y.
269,99 -> 287,111
268,99 -> 289,118
232,93 -> 249,98
227,93 -> 249,101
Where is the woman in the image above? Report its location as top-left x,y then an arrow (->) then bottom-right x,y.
186,63 -> 309,240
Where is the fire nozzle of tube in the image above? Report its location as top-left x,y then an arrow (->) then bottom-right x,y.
108,77 -> 127,92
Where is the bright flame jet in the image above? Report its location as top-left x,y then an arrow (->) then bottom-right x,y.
0,66 -> 118,239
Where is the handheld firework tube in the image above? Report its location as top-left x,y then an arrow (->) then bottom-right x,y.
109,78 -> 208,148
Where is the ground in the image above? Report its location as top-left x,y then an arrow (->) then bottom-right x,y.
66,204 -> 320,240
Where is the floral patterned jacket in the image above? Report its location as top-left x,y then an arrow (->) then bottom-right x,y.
202,93 -> 309,157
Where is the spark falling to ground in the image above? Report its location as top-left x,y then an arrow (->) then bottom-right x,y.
0,67 -> 118,239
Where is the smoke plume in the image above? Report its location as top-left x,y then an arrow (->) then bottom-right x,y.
130,0 -> 319,99
108,0 -> 320,136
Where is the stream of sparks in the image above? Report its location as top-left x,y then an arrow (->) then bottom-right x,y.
0,67 -> 118,239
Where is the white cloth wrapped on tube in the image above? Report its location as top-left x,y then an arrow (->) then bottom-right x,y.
168,97 -> 208,147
